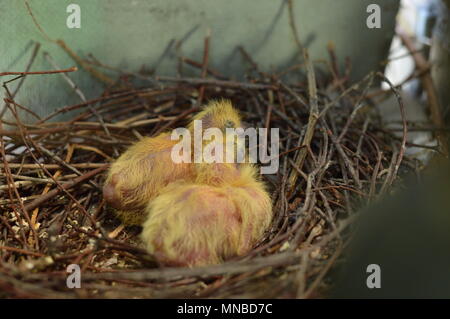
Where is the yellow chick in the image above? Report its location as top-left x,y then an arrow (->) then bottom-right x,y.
103,133 -> 195,225
103,99 -> 243,225
141,134 -> 273,267
187,99 -> 242,132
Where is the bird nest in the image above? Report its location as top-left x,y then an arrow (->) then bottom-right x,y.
0,44 -> 416,298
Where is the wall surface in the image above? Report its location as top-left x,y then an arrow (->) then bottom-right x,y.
431,0 -> 450,128
0,0 -> 399,121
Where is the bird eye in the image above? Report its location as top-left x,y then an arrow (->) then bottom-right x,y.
224,120 -> 235,128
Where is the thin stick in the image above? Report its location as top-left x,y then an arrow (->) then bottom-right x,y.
0,67 -> 77,77
398,31 -> 448,157
23,165 -> 108,212
56,39 -> 115,85
288,50 -> 319,191
376,72 -> 408,189
197,30 -> 211,106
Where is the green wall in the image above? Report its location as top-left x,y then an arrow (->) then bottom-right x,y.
1,0 -> 399,122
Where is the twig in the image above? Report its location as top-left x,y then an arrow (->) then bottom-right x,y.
0,67 -> 77,77
398,31 -> 448,157
23,165 -> 108,212
288,50 -> 319,191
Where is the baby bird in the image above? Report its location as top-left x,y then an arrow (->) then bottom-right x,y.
103,100 -> 243,225
141,134 -> 273,267
187,99 -> 242,132
103,133 -> 195,225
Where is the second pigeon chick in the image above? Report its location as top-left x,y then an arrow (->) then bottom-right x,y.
141,135 -> 273,267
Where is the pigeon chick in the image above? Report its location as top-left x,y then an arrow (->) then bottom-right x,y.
103,99 -> 243,225
141,135 -> 272,267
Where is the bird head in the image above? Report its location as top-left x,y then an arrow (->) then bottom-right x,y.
188,99 -> 243,133
193,128 -> 250,186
